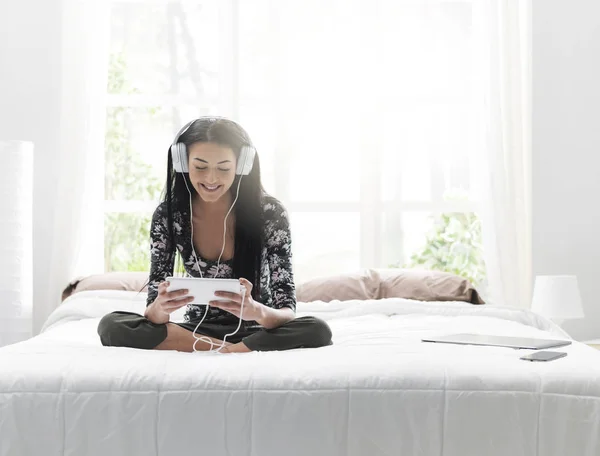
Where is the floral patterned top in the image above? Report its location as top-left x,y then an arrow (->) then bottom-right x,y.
147,195 -> 296,325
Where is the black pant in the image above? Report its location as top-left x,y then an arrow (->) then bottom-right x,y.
97,311 -> 332,352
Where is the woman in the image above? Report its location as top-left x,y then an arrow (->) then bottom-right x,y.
97,117 -> 332,353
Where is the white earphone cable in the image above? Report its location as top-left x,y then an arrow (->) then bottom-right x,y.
179,145 -> 250,353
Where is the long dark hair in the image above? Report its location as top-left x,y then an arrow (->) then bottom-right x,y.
163,117 -> 265,300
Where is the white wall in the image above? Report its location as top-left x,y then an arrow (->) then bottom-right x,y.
532,0 -> 600,341
0,0 -> 62,334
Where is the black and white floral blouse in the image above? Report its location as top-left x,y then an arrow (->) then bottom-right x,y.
147,195 -> 296,326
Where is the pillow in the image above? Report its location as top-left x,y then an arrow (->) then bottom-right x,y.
61,272 -> 149,301
62,268 -> 484,305
296,268 -> 484,304
375,268 -> 484,303
295,270 -> 379,302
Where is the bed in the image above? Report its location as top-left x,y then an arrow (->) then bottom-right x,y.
1,289 -> 600,456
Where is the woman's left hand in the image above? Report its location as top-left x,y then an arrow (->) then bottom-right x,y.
210,278 -> 265,322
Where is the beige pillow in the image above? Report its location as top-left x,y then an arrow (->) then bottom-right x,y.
62,272 -> 149,301
296,268 -> 484,304
375,268 -> 484,303
296,270 -> 379,303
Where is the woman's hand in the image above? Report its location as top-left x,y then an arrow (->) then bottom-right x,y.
210,278 -> 266,322
145,281 -> 195,324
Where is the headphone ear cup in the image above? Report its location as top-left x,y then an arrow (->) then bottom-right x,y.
170,144 -> 181,172
236,146 -> 256,175
171,143 -> 188,173
179,144 -> 189,173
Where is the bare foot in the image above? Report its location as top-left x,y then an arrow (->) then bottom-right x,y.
220,342 -> 251,354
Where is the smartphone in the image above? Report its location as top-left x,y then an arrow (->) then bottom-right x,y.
520,350 -> 567,362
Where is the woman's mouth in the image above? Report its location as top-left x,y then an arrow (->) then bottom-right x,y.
201,184 -> 221,193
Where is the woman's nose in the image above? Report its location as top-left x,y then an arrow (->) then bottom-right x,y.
206,168 -> 217,182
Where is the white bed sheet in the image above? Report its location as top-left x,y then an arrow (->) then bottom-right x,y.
1,290 -> 600,456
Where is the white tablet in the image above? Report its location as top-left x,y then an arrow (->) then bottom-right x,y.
165,277 -> 243,305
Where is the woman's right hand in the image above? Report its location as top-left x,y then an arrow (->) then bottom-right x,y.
144,281 -> 195,324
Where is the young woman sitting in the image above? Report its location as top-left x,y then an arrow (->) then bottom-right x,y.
97,117 -> 332,353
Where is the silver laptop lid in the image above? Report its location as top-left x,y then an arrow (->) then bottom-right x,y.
422,333 -> 572,350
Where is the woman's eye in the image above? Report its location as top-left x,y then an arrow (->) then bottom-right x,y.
194,167 -> 230,172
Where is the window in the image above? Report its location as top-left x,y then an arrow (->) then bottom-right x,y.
103,0 -> 487,288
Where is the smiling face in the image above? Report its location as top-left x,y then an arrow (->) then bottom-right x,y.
187,141 -> 237,203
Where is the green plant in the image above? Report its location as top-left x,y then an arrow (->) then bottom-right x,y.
395,211 -> 487,286
104,212 -> 153,271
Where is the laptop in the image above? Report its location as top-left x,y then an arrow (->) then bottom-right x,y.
422,333 -> 572,350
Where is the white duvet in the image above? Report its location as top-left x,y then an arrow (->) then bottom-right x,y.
1,290 -> 600,456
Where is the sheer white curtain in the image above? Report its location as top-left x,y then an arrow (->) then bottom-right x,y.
0,141 -> 33,346
38,0 -> 110,333
477,0 -> 532,308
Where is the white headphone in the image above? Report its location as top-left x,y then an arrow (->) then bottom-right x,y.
170,117 -> 256,175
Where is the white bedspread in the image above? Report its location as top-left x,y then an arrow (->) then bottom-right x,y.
1,290 -> 600,456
